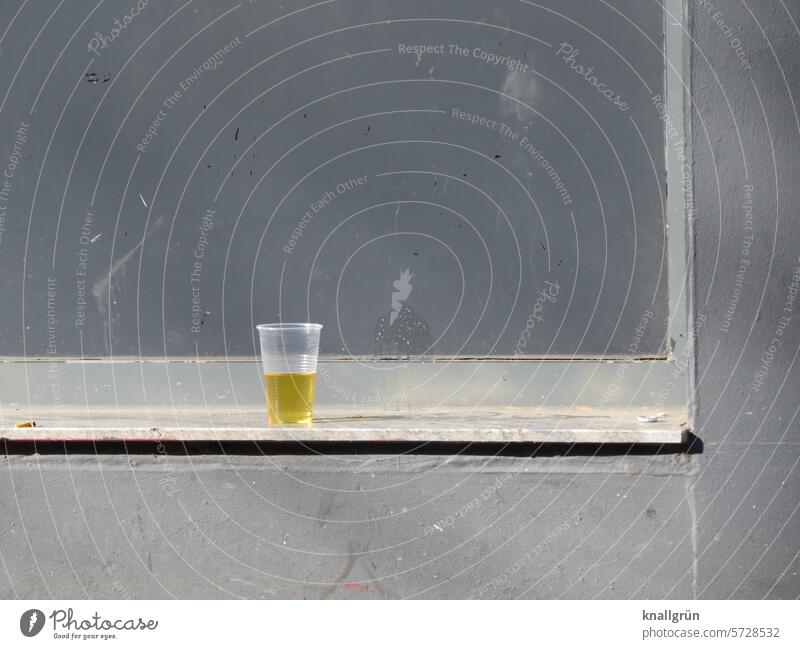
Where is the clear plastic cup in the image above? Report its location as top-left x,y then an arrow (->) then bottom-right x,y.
257,323 -> 322,424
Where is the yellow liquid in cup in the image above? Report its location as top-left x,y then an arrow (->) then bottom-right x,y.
264,371 -> 316,424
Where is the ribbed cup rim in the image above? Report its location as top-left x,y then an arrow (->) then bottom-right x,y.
256,322 -> 322,331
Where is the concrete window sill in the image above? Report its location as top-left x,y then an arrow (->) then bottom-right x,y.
1,405 -> 687,445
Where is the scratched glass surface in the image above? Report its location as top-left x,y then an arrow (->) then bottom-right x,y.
0,0 -> 667,358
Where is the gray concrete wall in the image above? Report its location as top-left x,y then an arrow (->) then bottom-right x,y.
1,0 -> 799,599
